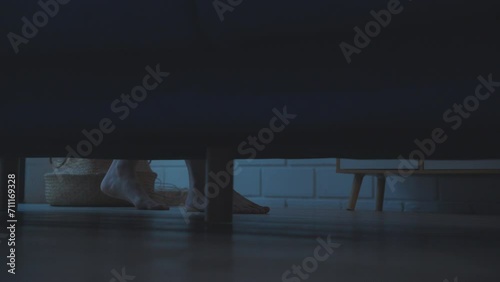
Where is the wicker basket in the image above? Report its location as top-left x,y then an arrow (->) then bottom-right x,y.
45,159 -> 157,206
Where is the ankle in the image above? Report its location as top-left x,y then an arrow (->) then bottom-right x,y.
114,160 -> 137,178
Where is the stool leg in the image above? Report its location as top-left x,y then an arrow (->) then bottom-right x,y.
376,174 -> 386,212
347,173 -> 364,211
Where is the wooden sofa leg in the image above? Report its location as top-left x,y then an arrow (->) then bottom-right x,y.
205,147 -> 234,224
376,174 -> 386,212
347,173 -> 364,211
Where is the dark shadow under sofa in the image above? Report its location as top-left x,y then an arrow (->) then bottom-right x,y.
1,0 -> 500,222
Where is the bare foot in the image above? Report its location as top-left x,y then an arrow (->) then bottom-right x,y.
185,189 -> 269,214
101,160 -> 169,210
232,191 -> 270,214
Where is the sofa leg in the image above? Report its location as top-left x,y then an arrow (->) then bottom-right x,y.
347,173 -> 364,211
205,147 -> 233,224
376,174 -> 386,212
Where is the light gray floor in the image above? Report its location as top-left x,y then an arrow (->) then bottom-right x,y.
2,204 -> 499,282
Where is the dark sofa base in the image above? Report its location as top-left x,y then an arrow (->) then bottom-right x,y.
3,128 -> 500,160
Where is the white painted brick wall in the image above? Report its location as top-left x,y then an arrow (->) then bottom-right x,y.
438,175 -> 500,202
25,158 -> 53,203
24,158 -> 500,214
385,176 -> 438,201
261,167 -> 314,197
315,167 -> 373,198
234,167 -> 260,196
